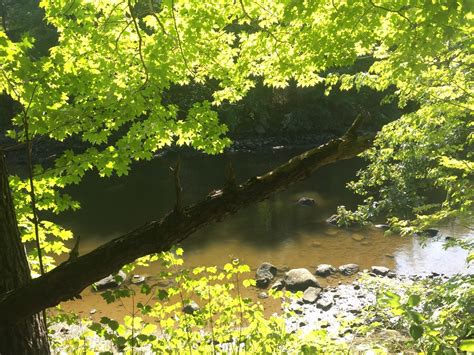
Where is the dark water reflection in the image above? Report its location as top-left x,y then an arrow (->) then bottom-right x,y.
54,150 -> 471,276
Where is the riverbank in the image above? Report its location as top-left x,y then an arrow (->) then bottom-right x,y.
48,267 -> 470,354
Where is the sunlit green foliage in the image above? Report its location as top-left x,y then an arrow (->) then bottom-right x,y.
50,249 -> 347,354
358,274 -> 474,354
0,0 -> 471,279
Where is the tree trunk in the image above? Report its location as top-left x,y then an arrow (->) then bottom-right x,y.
0,121 -> 373,324
0,152 -> 50,354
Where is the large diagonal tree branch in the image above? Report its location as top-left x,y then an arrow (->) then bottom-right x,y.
0,118 -> 374,325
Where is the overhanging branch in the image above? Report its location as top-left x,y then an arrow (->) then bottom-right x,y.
0,125 -> 374,325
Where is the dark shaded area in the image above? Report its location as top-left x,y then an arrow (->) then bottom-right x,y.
0,0 -> 57,135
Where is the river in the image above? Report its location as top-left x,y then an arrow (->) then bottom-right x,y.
51,148 -> 471,319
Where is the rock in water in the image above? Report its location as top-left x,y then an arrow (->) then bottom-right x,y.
297,197 -> 316,207
284,268 -> 320,292
270,279 -> 285,291
387,270 -> 397,278
256,262 -> 278,288
326,214 -> 339,226
93,270 -> 127,291
302,287 -> 322,304
374,224 -> 390,230
424,228 -> 439,237
371,266 -> 390,276
339,264 -> 360,276
183,301 -> 200,315
315,264 -> 337,277
352,234 -> 365,242
131,274 -> 146,285
256,262 -> 277,278
256,278 -> 271,288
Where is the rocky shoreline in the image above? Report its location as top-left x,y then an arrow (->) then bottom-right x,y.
253,261 -> 461,353
49,265 -> 458,354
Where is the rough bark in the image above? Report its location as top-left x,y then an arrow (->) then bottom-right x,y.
0,124 -> 373,325
0,152 -> 50,354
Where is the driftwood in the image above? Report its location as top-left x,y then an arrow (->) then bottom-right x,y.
0,117 -> 373,325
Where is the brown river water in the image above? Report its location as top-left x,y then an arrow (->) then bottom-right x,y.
50,149 -> 472,320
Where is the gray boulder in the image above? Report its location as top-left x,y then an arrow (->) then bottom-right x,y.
256,262 -> 277,278
339,264 -> 360,276
302,287 -> 322,304
284,268 -> 320,292
93,270 -> 127,291
315,264 -> 337,277
255,262 -> 278,288
371,266 -> 390,276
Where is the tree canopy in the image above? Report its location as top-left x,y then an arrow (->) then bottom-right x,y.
0,0 -> 472,267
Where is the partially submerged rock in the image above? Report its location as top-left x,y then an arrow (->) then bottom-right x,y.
352,234 -> 365,242
93,271 -> 127,291
256,262 -> 278,288
256,278 -> 271,288
339,264 -> 359,276
131,274 -> 146,285
270,279 -> 285,291
285,268 -> 320,292
371,266 -> 390,276
326,214 -> 339,226
414,228 -> 439,238
424,228 -> 439,237
297,197 -> 316,207
315,264 -> 337,277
